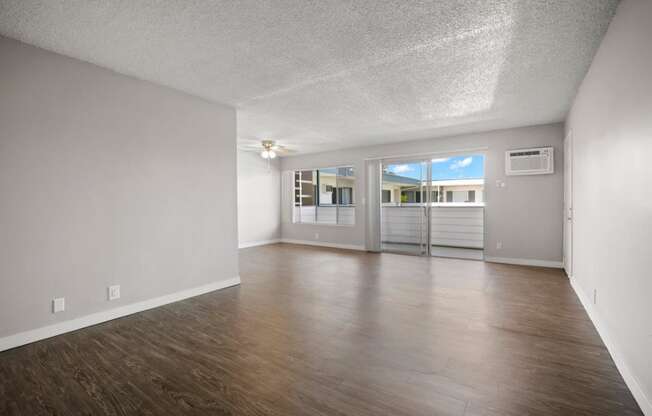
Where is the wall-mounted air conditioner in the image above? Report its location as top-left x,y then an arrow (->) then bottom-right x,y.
505,147 -> 554,176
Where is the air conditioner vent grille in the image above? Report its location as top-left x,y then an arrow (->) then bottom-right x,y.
511,150 -> 541,157
505,147 -> 554,176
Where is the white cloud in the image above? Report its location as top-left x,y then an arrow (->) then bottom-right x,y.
431,157 -> 450,164
390,164 -> 413,173
450,157 -> 473,170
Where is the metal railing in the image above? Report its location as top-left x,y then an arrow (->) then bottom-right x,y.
381,205 -> 484,249
293,205 -> 355,225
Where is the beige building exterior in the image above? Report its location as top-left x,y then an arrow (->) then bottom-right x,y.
382,173 -> 484,205
294,167 -> 355,208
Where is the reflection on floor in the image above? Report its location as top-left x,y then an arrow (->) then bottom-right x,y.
0,243 -> 642,415
382,243 -> 484,260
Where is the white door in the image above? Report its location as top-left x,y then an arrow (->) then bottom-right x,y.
563,131 -> 573,276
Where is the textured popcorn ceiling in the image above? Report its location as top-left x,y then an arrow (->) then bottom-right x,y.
0,0 -> 617,154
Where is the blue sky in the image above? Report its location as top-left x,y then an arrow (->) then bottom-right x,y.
385,154 -> 485,180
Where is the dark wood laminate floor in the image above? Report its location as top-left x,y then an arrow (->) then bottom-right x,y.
0,243 -> 642,415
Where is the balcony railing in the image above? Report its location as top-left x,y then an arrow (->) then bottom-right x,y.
382,204 -> 484,249
292,204 -> 484,249
293,205 -> 355,225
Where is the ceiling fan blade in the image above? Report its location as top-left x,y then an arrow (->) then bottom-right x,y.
236,139 -> 297,156
275,147 -> 297,155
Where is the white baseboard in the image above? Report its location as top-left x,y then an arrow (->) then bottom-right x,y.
570,276 -> 652,416
0,276 -> 241,353
280,238 -> 366,251
484,256 -> 563,268
239,238 -> 281,249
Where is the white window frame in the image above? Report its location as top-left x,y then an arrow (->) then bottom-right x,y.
292,165 -> 356,227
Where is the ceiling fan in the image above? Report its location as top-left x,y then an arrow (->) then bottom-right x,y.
238,139 -> 295,168
239,139 -> 294,158
259,139 -> 279,159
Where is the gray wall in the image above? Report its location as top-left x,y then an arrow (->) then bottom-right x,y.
0,37 -> 238,338
237,150 -> 280,246
281,123 -> 564,263
566,0 -> 652,410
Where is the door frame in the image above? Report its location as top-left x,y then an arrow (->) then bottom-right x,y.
563,130 -> 574,277
379,150 -> 487,257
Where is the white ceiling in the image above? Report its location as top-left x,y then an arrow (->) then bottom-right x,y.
0,0 -> 617,154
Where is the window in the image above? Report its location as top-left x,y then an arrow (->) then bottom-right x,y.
382,190 -> 391,203
293,166 -> 355,225
335,187 -> 353,205
446,190 -> 453,202
401,189 -> 424,203
467,190 -> 475,203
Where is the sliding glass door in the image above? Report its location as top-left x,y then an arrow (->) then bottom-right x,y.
381,154 -> 486,259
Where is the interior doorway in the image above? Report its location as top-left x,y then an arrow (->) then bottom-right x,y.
380,154 -> 485,259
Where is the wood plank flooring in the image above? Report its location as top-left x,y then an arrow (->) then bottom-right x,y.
0,243 -> 643,415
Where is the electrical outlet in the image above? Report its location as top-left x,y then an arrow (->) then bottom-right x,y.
496,241 -> 503,250
108,285 -> 120,301
315,233 -> 319,240
52,297 -> 65,313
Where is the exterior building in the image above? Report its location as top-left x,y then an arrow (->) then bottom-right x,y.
293,167 -> 356,225
295,167 -> 355,207
382,172 -> 484,205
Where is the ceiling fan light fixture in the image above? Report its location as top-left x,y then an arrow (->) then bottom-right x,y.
259,139 -> 282,160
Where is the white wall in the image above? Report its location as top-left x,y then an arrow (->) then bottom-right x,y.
0,37 -> 239,344
566,1 -> 652,413
237,150 -> 280,247
281,123 -> 564,264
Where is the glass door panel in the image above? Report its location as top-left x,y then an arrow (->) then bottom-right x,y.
381,160 -> 429,255
429,154 -> 486,260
